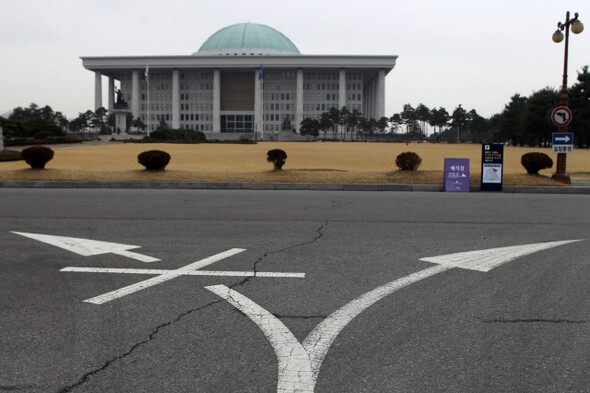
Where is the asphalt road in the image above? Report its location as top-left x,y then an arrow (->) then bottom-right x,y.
1,188 -> 588,392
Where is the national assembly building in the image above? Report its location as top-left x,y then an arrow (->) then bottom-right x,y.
81,22 -> 397,137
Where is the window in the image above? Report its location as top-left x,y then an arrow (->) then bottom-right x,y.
220,114 -> 253,133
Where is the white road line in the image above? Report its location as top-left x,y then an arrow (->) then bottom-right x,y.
83,248 -> 246,305
207,265 -> 449,393
61,267 -> 305,278
206,285 -> 315,392
419,240 -> 582,272
11,231 -> 160,262
111,250 -> 160,263
61,267 -> 171,275
206,240 -> 582,393
302,264 -> 450,378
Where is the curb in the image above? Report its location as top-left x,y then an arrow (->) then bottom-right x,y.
1,180 -> 589,194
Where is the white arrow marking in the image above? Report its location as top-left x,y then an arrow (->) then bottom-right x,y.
11,231 -> 160,263
79,248 -> 247,304
207,239 -> 582,393
207,285 -> 315,392
555,135 -> 571,143
419,240 -> 581,272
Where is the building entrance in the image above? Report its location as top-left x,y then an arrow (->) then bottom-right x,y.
220,113 -> 254,133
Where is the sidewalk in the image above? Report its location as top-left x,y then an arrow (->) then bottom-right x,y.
1,180 -> 589,194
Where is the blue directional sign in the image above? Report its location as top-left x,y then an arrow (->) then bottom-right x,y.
552,133 -> 573,153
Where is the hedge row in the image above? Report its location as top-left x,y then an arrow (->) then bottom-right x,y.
8,146 -> 558,175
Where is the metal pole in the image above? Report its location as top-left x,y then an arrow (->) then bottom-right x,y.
552,11 -> 578,184
147,69 -> 150,137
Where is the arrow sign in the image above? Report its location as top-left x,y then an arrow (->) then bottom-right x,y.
551,106 -> 572,127
554,135 -> 571,143
207,239 -> 583,393
11,231 -> 160,263
419,239 -> 581,272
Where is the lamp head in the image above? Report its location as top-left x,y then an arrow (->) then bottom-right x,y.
571,19 -> 584,34
552,29 -> 564,43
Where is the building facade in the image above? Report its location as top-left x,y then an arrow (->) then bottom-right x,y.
82,23 -> 397,136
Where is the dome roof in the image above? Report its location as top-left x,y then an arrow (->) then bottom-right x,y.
194,23 -> 300,55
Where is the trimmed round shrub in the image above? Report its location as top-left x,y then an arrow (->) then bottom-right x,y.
395,152 -> 422,171
138,150 -> 171,170
267,149 -> 287,170
150,128 -> 206,141
521,152 -> 553,174
21,146 -> 54,169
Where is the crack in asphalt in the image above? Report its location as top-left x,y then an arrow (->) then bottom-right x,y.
483,318 -> 587,324
56,299 -> 226,393
234,221 -> 327,288
56,222 -> 328,393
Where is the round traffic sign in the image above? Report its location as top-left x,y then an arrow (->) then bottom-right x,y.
551,106 -> 572,127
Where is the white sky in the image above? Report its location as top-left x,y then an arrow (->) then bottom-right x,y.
1,0 -> 588,119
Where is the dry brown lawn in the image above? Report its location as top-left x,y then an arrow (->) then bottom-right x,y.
1,142 -> 589,186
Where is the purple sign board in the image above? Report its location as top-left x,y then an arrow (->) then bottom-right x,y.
444,158 -> 470,192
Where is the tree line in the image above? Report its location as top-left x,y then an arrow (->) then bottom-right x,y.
2,66 -> 588,147
301,65 -> 590,147
0,104 -> 146,139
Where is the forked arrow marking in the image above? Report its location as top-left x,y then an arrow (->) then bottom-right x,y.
207,239 -> 582,393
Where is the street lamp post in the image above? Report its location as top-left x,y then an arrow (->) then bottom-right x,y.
551,11 -> 584,184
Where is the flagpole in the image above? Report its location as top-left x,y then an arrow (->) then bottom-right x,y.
145,65 -> 150,137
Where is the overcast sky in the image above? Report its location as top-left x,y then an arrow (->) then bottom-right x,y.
1,0 -> 588,120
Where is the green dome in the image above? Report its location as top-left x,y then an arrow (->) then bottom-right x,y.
195,23 -> 300,55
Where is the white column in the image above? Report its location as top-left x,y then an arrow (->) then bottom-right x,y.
361,80 -> 369,117
108,77 -> 115,113
254,69 -> 262,137
295,69 -> 303,133
172,69 -> 180,129
339,69 -> 346,109
131,70 -> 140,118
213,69 -> 221,132
94,72 -> 102,110
369,80 -> 375,119
376,69 -> 385,119
364,82 -> 370,118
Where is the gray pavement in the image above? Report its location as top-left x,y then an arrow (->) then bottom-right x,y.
1,179 -> 589,194
1,188 -> 589,392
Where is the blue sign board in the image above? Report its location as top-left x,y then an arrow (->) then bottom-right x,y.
444,158 -> 470,192
552,133 -> 574,153
552,133 -> 573,145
